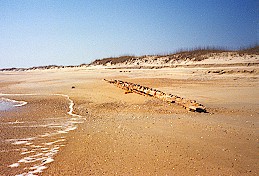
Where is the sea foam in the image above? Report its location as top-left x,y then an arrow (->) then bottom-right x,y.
0,97 -> 27,111
3,93 -> 84,176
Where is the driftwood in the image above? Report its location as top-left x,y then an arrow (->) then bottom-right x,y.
104,79 -> 206,113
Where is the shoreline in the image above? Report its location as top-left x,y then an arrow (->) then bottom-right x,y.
0,93 -> 83,175
0,97 -> 27,111
0,65 -> 258,175
0,93 -> 81,117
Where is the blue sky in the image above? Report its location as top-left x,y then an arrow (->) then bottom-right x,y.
0,0 -> 258,68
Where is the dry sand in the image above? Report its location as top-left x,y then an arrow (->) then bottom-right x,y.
0,64 -> 258,175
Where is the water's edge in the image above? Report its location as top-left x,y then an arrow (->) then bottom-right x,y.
0,93 -> 84,176
0,97 -> 27,111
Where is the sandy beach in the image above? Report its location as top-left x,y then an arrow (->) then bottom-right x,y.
0,63 -> 258,175
1,0 -> 258,175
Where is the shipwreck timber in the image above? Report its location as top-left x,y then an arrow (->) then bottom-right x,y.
104,79 -> 206,113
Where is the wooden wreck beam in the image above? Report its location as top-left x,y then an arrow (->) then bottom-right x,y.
104,79 -> 206,113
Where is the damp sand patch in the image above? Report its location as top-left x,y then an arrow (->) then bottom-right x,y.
0,93 -> 85,176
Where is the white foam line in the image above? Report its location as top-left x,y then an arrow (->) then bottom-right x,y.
44,148 -> 59,156
21,151 -> 36,155
19,157 -> 39,163
6,121 -> 25,124
54,94 -> 82,117
9,163 -> 20,168
67,121 -> 84,124
13,141 -> 29,145
30,153 -> 44,158
30,145 -> 42,148
57,130 -> 68,134
41,158 -> 54,164
10,144 -> 63,174
25,142 -> 33,146
48,125 -> 63,128
40,148 -> 49,150
44,139 -> 66,146
0,97 -> 27,107
28,165 -> 47,174
16,173 -> 25,176
12,124 -> 65,128
1,93 -> 83,118
7,137 -> 36,145
0,148 -> 27,153
57,125 -> 78,134
21,148 -> 28,152
14,101 -> 27,107
65,126 -> 77,132
17,146 -> 60,174
2,92 -> 84,176
39,133 -> 53,137
7,137 -> 35,142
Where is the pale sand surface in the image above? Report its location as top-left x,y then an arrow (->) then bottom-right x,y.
0,65 -> 258,175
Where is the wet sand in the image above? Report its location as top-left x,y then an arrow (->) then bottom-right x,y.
0,94 -> 83,175
0,66 -> 258,175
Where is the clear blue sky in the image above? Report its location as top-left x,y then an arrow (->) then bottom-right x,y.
0,0 -> 258,68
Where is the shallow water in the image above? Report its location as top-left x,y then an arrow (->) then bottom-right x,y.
0,98 -> 27,111
0,94 -> 84,176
